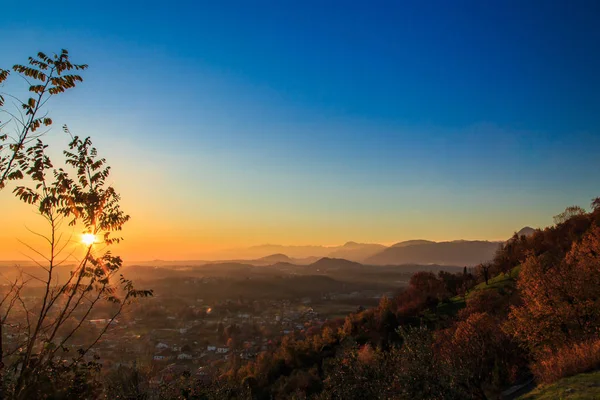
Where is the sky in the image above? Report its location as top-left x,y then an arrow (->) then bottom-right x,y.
1,0 -> 599,260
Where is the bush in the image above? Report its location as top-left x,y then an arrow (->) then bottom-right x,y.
531,338 -> 600,384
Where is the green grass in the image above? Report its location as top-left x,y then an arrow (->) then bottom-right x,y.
518,371 -> 600,400
435,266 -> 521,318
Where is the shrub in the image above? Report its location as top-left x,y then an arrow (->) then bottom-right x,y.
531,338 -> 600,384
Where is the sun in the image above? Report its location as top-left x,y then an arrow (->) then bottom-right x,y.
81,233 -> 97,246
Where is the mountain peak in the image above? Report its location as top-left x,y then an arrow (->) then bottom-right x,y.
258,253 -> 292,262
310,257 -> 363,268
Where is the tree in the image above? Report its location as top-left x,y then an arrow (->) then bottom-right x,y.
435,312 -> 522,397
2,130 -> 152,399
0,49 -> 87,399
506,225 -> 600,354
553,205 -> 586,225
477,263 -> 492,285
592,197 -> 600,212
458,290 -> 507,320
0,50 -> 87,190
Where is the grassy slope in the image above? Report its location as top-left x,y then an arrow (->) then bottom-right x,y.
433,266 -> 521,318
518,371 -> 600,400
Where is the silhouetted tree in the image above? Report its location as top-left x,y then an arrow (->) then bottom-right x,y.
3,131 -> 152,399
0,50 -> 87,190
477,263 -> 492,285
553,205 -> 586,225
592,197 -> 600,212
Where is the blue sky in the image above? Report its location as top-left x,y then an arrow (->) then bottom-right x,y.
1,1 -> 599,258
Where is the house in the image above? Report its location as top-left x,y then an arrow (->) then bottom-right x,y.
177,353 -> 193,360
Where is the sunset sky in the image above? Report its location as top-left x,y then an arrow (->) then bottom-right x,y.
1,1 -> 599,260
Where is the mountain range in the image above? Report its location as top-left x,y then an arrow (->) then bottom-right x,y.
232,227 -> 538,266
364,240 -> 500,266
125,228 -> 536,268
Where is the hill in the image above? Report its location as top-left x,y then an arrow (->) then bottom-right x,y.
309,257 -> 365,270
517,226 -> 536,237
365,240 -> 500,266
391,239 -> 436,248
327,242 -> 387,262
240,244 -> 332,259
258,253 -> 293,263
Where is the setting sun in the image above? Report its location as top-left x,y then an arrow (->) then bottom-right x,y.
81,233 -> 97,246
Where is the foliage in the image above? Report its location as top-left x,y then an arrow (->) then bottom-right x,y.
0,52 -> 153,398
553,205 -> 586,225
506,225 -> 600,353
1,131 -> 153,398
435,312 -> 525,396
530,338 -> 600,385
104,363 -> 152,399
4,357 -> 103,400
396,271 -> 449,316
0,49 -> 87,190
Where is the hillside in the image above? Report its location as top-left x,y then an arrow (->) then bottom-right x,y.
365,240 -> 500,266
436,266 -> 521,318
518,370 -> 600,399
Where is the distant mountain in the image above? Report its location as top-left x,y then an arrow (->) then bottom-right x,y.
365,240 -> 500,266
242,244 -> 332,259
391,240 -> 436,248
258,253 -> 293,263
309,257 -> 365,270
517,227 -> 536,237
126,230 -> 530,268
236,242 -> 387,261
327,242 -> 387,262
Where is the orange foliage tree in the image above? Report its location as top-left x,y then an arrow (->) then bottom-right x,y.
436,312 -> 522,396
506,224 -> 600,353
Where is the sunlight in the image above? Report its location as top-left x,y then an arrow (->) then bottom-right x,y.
81,233 -> 97,246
